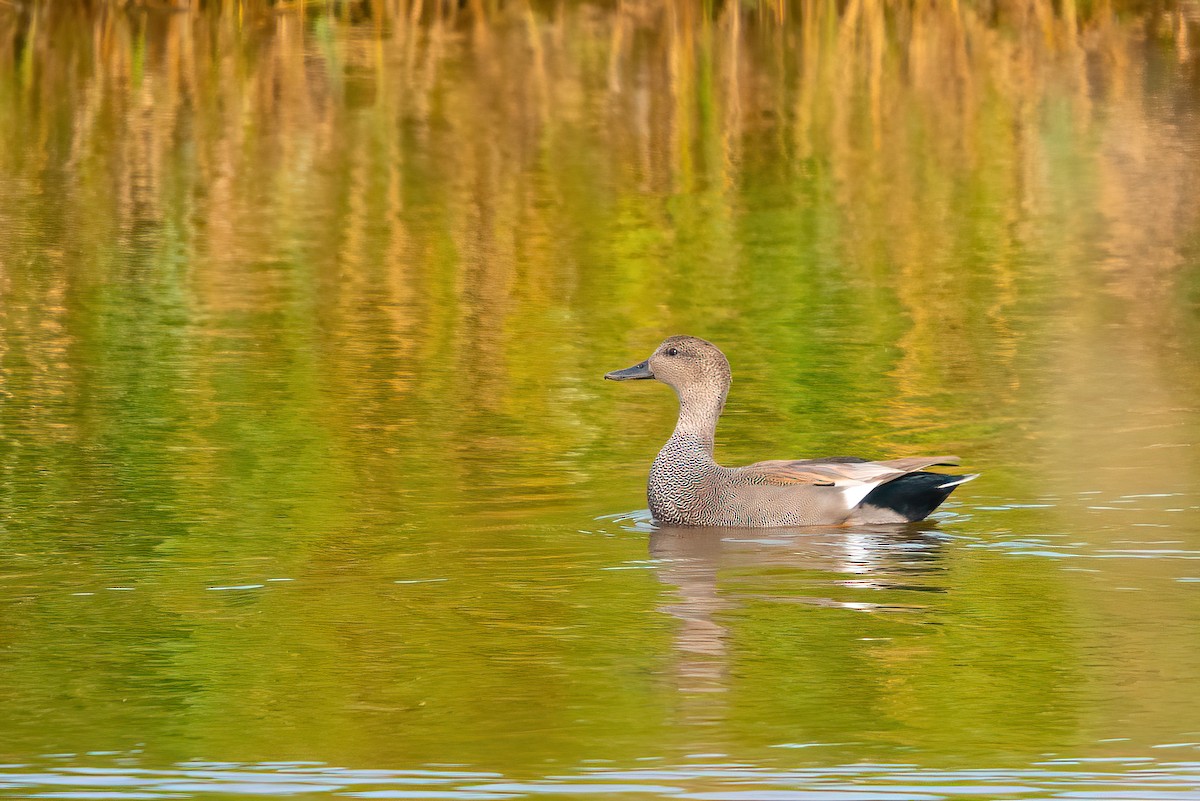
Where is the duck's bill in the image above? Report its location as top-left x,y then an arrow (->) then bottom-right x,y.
604,361 -> 654,381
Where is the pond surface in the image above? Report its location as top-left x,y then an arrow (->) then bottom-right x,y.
1,1 -> 1200,799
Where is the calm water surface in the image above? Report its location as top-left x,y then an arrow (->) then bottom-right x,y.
1,1 -> 1200,799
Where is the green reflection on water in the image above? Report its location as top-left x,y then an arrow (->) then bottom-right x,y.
1,0 -> 1199,783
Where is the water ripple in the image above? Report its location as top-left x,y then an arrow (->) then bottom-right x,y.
2,758 -> 1199,801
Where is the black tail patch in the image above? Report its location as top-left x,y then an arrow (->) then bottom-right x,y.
859,471 -> 967,522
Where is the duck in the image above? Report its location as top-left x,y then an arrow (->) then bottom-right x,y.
604,335 -> 977,527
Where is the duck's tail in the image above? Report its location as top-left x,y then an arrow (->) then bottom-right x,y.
854,471 -> 979,523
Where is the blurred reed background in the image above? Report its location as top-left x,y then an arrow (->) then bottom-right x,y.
2,0 -> 1198,483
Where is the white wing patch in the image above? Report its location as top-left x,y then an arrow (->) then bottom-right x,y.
839,482 -> 881,509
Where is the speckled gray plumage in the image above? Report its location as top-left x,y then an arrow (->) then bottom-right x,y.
606,336 -> 975,527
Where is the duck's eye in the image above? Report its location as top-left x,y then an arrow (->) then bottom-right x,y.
666,347 -> 679,357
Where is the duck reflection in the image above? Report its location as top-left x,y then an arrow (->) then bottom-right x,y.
647,523 -> 949,726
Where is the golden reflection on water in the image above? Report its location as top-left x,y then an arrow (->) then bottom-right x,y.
3,0 -> 1194,468
1,0 -> 1200,781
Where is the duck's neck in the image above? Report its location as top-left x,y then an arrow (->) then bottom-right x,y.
669,387 -> 726,457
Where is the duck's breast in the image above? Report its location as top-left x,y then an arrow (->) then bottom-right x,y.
647,437 -> 724,525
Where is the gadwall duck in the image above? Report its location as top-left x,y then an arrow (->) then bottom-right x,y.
605,336 -> 977,527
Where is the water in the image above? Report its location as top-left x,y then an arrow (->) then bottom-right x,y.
1,0 -> 1199,798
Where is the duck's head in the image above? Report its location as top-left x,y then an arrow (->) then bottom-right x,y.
604,336 -> 732,403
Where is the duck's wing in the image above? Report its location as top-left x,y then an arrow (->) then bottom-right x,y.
738,456 -> 961,508
874,455 -> 961,472
740,455 -> 959,486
